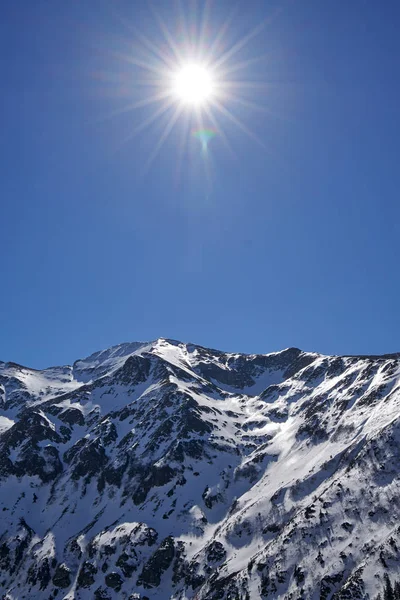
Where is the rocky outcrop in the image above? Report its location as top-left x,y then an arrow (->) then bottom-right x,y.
0,338 -> 400,599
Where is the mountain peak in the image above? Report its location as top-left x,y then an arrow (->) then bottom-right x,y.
1,340 -> 400,599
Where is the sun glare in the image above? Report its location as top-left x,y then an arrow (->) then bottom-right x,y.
100,3 -> 273,169
173,64 -> 215,106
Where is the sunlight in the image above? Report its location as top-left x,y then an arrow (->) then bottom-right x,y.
97,2 -> 276,169
172,64 -> 215,106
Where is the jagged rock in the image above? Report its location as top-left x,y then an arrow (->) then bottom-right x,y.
202,485 -> 224,509
52,563 -> 71,588
116,551 -> 136,577
206,541 -> 227,563
70,438 -> 108,481
26,557 -> 52,590
59,407 -> 85,426
94,587 -> 112,600
137,536 -> 175,588
132,464 -> 177,504
1,339 -> 400,599
77,561 -> 98,588
105,571 -> 123,591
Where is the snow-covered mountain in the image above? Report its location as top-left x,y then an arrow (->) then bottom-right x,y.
1,338 -> 400,600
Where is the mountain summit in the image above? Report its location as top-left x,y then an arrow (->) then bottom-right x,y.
1,338 -> 400,599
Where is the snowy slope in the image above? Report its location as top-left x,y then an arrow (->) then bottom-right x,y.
1,339 -> 400,600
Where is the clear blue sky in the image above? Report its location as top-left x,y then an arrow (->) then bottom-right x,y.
1,0 -> 400,368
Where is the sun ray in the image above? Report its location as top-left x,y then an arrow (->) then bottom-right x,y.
217,53 -> 272,78
212,20 -> 267,72
175,107 -> 191,184
129,30 -> 179,73
203,105 -> 236,160
144,104 -> 184,172
194,105 -> 207,147
212,100 -> 267,149
90,90 -> 174,125
192,105 -> 215,195
105,4 -> 177,72
84,32 -> 170,83
176,0 -> 190,50
188,0 -> 199,51
107,49 -> 167,78
220,80 -> 278,91
110,100 -> 174,158
129,101 -> 175,137
227,95 -> 295,123
205,5 -> 238,63
223,95 -> 275,114
149,2 -> 184,65
197,0 -> 213,58
97,1 -> 279,173
212,1 -> 287,70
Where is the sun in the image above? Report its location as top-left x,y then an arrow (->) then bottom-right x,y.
100,3 -> 272,169
172,64 -> 215,106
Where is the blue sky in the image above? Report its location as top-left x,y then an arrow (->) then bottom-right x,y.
1,0 -> 400,368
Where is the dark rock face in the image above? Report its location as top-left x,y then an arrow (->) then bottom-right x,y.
206,541 -> 227,564
115,354 -> 152,385
116,551 -> 137,577
68,438 -> 109,481
194,347 -> 310,392
94,588 -> 112,600
52,563 -> 71,588
137,536 -> 175,588
202,485 -> 224,509
105,571 -> 123,591
27,557 -> 52,590
59,407 -> 85,426
77,561 -> 98,588
0,412 -> 63,481
132,464 -> 177,505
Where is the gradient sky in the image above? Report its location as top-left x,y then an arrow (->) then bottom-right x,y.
1,0 -> 400,368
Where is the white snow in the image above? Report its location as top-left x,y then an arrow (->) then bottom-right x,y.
1,339 -> 400,599
0,415 -> 14,432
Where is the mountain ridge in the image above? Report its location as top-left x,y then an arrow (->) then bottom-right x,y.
1,338 -> 400,599
1,339 -> 307,373
4,337 -> 400,375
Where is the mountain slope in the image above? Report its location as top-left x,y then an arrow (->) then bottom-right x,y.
1,338 -> 400,600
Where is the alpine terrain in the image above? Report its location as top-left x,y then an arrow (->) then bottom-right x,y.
1,338 -> 400,600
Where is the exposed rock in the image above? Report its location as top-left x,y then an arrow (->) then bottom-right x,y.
137,536 -> 175,588
1,339 -> 400,599
52,563 -> 72,589
105,571 -> 123,591
77,561 -> 98,588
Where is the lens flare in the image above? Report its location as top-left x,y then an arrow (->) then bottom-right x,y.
192,128 -> 217,150
95,2 -> 279,171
